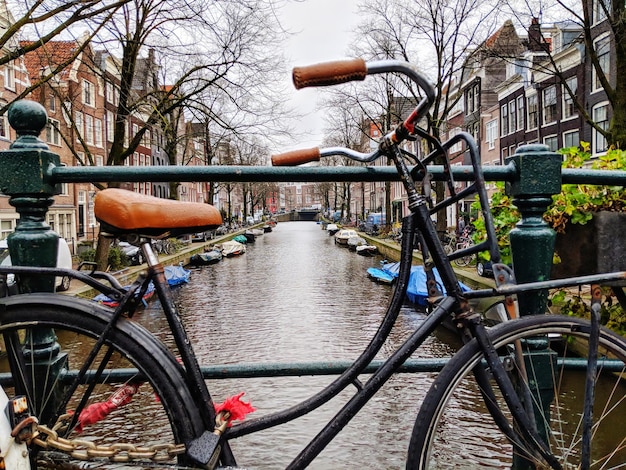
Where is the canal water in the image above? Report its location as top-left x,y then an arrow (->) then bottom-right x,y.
144,221 -> 460,469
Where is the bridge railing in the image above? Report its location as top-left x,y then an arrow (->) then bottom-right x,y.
2,100 -> 626,369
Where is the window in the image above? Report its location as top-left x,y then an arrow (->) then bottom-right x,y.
516,96 -> 524,129
95,155 -> 104,166
0,112 -> 9,139
593,0 -> 609,24
527,94 -> 538,129
106,81 -> 116,104
106,110 -> 115,141
485,119 -> 498,150
502,147 -> 509,160
509,101 -> 517,134
95,118 -> 103,147
450,95 -> 463,116
82,79 -> 95,106
593,102 -> 609,154
466,88 -> 475,115
46,119 -> 61,146
85,114 -> 94,144
500,104 -> 509,135
563,130 -> 579,148
75,111 -> 83,140
543,135 -> 558,151
542,85 -> 557,125
562,76 -> 577,119
448,127 -> 462,153
593,34 -> 610,92
49,95 -> 56,112
470,122 -> 479,141
4,65 -> 15,90
1,220 -> 14,240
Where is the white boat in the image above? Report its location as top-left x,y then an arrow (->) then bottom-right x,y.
334,229 -> 358,246
356,244 -> 378,256
220,240 -> 246,257
326,223 -> 339,235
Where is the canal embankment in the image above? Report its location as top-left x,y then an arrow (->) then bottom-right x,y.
66,225 -> 265,299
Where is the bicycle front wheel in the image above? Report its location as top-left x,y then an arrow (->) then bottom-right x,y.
0,294 -> 207,468
408,314 -> 626,469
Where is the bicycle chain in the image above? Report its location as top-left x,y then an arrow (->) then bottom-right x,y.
30,417 -> 187,465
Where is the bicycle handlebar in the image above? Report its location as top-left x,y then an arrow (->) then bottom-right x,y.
271,147 -> 320,166
273,59 -> 435,167
292,58 -> 367,89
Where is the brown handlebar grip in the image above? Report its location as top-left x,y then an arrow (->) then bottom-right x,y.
271,147 -> 321,166
292,59 -> 367,89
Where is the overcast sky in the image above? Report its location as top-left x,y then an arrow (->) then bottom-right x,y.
277,0 -> 361,151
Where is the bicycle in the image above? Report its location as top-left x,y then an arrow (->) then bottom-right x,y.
452,227 -> 476,267
0,59 -> 622,469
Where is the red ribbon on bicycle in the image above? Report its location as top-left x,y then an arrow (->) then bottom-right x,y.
74,385 -> 255,432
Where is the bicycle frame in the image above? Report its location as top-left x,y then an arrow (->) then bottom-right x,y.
0,61 -> 624,469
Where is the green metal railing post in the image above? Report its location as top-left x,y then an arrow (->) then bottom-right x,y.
0,100 -> 67,422
505,144 -> 562,469
505,144 -> 562,315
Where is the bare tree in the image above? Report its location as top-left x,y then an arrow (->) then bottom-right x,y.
0,1 -> 132,110
317,94 -> 370,222
228,137 -> 270,220
320,0 -> 501,233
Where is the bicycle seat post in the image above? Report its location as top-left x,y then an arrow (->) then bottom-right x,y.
140,238 -> 160,269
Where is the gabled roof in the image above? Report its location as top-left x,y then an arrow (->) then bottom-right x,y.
482,20 -> 522,55
21,40 -> 79,81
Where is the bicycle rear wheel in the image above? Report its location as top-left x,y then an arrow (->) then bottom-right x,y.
408,314 -> 626,469
0,294 -> 207,468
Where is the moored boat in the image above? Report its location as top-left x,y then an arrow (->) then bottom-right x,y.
356,244 -> 378,256
93,282 -> 156,308
334,229 -> 358,246
220,240 -> 246,257
366,266 -> 395,284
347,235 -> 367,251
190,249 -> 223,265
164,265 -> 191,286
406,266 -> 471,307
326,223 -> 339,235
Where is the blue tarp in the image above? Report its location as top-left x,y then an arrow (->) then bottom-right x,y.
366,262 -> 471,306
164,265 -> 191,286
406,266 -> 471,306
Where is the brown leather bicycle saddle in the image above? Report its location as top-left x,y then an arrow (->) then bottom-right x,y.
94,188 -> 223,238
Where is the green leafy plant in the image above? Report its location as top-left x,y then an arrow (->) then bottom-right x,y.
471,181 -> 519,265
471,144 -> 626,336
545,143 -> 626,233
79,246 -> 129,271
550,288 -> 626,337
473,144 -> 626,257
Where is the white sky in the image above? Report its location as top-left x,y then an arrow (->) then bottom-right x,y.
277,0 -> 361,151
